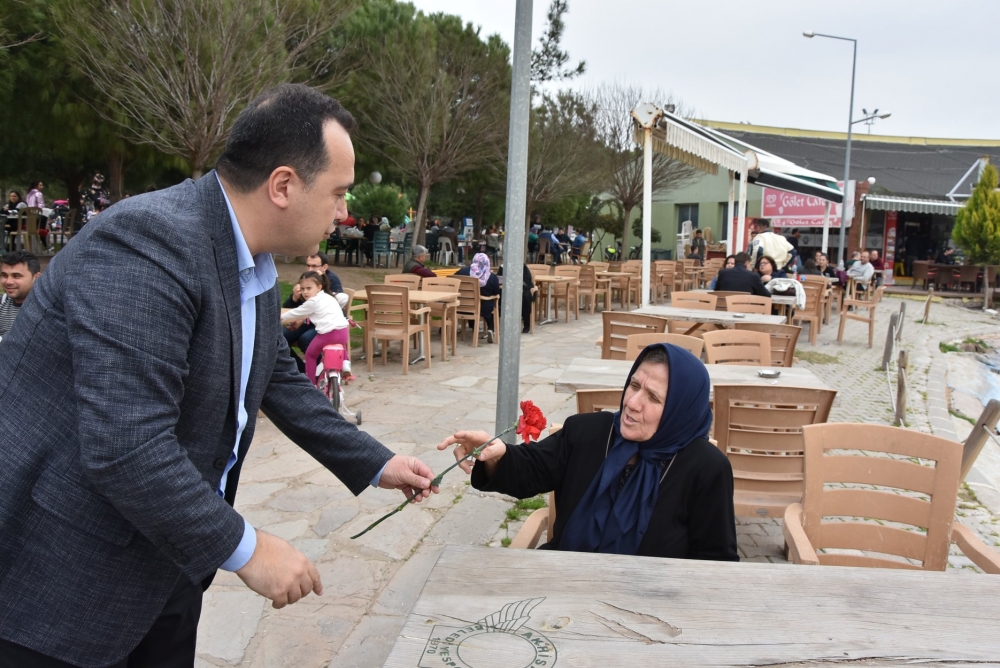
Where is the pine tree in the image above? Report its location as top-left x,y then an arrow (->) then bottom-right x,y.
952,163 -> 1000,307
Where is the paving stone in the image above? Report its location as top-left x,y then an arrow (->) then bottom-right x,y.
313,505 -> 360,537
259,519 -> 311,541
266,483 -> 346,512
423,493 -> 510,547
196,589 -> 265,664
440,375 -> 481,388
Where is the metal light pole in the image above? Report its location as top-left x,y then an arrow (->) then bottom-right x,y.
495,0 -> 532,442
804,31 -> 856,269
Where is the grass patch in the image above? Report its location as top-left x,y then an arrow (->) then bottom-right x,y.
279,280 -> 295,303
964,337 -> 989,348
500,536 -> 512,548
452,494 -> 463,504
950,410 -> 977,426
795,350 -> 840,364
504,495 -> 548,523
940,342 -> 960,353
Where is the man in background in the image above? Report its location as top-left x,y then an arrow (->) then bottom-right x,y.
0,251 -> 40,341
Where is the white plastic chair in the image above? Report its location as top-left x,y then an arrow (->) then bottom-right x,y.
437,238 -> 455,266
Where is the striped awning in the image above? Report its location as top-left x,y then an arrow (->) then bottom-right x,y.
865,195 -> 964,215
634,112 -> 748,175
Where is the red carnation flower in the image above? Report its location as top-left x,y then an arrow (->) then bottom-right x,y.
516,400 -> 547,444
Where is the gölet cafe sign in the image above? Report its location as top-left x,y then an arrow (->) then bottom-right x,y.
761,183 -> 853,229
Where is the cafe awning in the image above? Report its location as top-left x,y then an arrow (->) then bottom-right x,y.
865,195 -> 964,216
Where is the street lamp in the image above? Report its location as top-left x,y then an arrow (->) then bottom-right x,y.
804,30 -> 857,269
857,108 -> 892,134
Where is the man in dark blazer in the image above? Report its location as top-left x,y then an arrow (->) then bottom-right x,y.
713,252 -> 772,297
0,85 -> 438,667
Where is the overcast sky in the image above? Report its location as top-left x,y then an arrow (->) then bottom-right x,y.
410,0 -> 1000,140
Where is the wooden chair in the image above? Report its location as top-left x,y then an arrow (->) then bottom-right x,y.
587,261 -> 609,273
341,287 -> 367,330
801,275 -> 834,324
792,282 -> 824,345
702,330 -> 771,366
420,277 -> 460,361
624,333 -> 704,360
577,264 -> 610,314
363,284 -> 431,375
725,294 -> 772,315
551,265 -> 580,322
526,263 -> 552,278
526,264 -> 551,317
713,385 -> 837,519
600,311 -> 667,360
384,273 -> 422,290
456,275 -> 499,347
733,322 -> 801,367
14,207 -> 43,254
783,423 -> 1000,573
708,291 -> 746,312
654,260 -> 675,303
576,388 -> 624,414
537,236 -> 552,265
837,285 -> 886,348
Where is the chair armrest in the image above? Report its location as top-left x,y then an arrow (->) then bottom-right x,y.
782,503 -> 820,565
481,295 -> 500,302
510,508 -> 550,550
951,522 -> 1000,574
409,306 -> 432,316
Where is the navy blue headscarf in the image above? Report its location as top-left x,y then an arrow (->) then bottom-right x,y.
560,343 -> 713,555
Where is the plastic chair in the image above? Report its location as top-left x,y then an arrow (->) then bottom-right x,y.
624,333 -> 704,361
837,285 -> 886,348
14,207 -> 43,254
436,237 -> 455,266
363,284 -> 431,375
576,388 -> 624,414
420,276 -> 460,361
456,275 -> 499,347
702,329 -> 771,366
708,291 -> 747,312
654,261 -> 675,303
783,423 -> 1000,573
668,291 -> 717,337
792,282 -> 825,345
600,311 -> 668,360
713,385 -> 837,519
551,265 -> 580,322
725,294 -> 772,315
391,232 -> 413,268
733,322 -> 801,367
372,230 -> 391,268
384,274 -> 421,290
577,265 -> 610,314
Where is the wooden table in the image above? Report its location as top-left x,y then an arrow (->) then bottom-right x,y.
534,275 -> 575,325
633,305 -> 785,335
353,289 -> 459,363
554,357 -> 834,398
384,545 -> 1000,667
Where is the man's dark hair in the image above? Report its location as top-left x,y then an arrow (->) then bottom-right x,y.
734,252 -> 751,266
1,250 -> 41,275
694,229 -> 703,236
755,218 -> 771,229
791,228 -> 800,235
308,252 -> 330,266
216,84 -> 357,193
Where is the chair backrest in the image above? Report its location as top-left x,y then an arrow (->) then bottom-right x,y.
798,423 -> 963,571
553,265 -> 580,278
576,389 -> 624,414
578,264 -> 598,290
733,322 -> 801,367
438,237 -> 454,253
526,264 -> 551,278
671,291 -> 717,310
702,329 -> 771,366
958,264 -> 980,282
801,282 -> 824,314
588,261 -> 610,272
708,291 -> 746,311
385,274 -> 422,289
601,311 -> 668,360
364,283 -> 408,333
421,277 -> 460,293
713,385 -> 837,518
20,207 -> 40,234
912,261 -> 930,281
624,333 -> 704,361
537,236 -> 551,256
396,232 -> 414,252
725,294 -> 772,314
456,275 -> 482,315
800,275 -> 831,287
373,230 -> 391,253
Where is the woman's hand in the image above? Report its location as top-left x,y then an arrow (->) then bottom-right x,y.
760,273 -> 772,283
437,430 -> 507,478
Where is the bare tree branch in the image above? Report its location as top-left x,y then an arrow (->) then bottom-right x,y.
591,81 -> 702,252
59,0 -> 357,176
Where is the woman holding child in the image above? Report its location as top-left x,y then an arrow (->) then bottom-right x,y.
439,343 -> 738,560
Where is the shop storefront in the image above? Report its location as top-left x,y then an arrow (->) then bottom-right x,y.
862,196 -> 964,279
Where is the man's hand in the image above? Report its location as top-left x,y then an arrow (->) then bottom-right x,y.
292,283 -> 302,301
236,530 -> 322,609
379,454 -> 439,503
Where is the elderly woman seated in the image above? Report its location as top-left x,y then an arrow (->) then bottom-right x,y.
438,344 -> 738,560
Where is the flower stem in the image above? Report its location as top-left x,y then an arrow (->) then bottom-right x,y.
350,424 -> 516,540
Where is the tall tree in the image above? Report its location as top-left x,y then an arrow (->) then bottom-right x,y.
953,163 -> 1000,309
346,2 -> 511,249
592,82 -> 701,255
530,0 -> 585,83
59,0 -> 358,177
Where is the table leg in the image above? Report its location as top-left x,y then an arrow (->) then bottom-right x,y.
410,310 -> 427,364
539,282 -> 557,325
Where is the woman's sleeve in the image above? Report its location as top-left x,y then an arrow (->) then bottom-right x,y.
471,427 -> 571,499
686,456 -> 739,561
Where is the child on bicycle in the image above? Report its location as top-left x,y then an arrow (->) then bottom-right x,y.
280,271 -> 351,387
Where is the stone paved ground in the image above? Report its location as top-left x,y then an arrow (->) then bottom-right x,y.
196,272 -> 1000,667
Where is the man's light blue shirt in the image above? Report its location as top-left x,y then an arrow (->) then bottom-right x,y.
217,177 -> 277,571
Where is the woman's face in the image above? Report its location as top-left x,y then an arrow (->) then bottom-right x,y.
817,255 -> 828,269
7,192 -> 17,204
725,257 -> 735,269
759,258 -> 773,274
621,361 -> 668,442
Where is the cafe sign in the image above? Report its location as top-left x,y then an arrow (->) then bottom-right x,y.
761,183 -> 850,228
